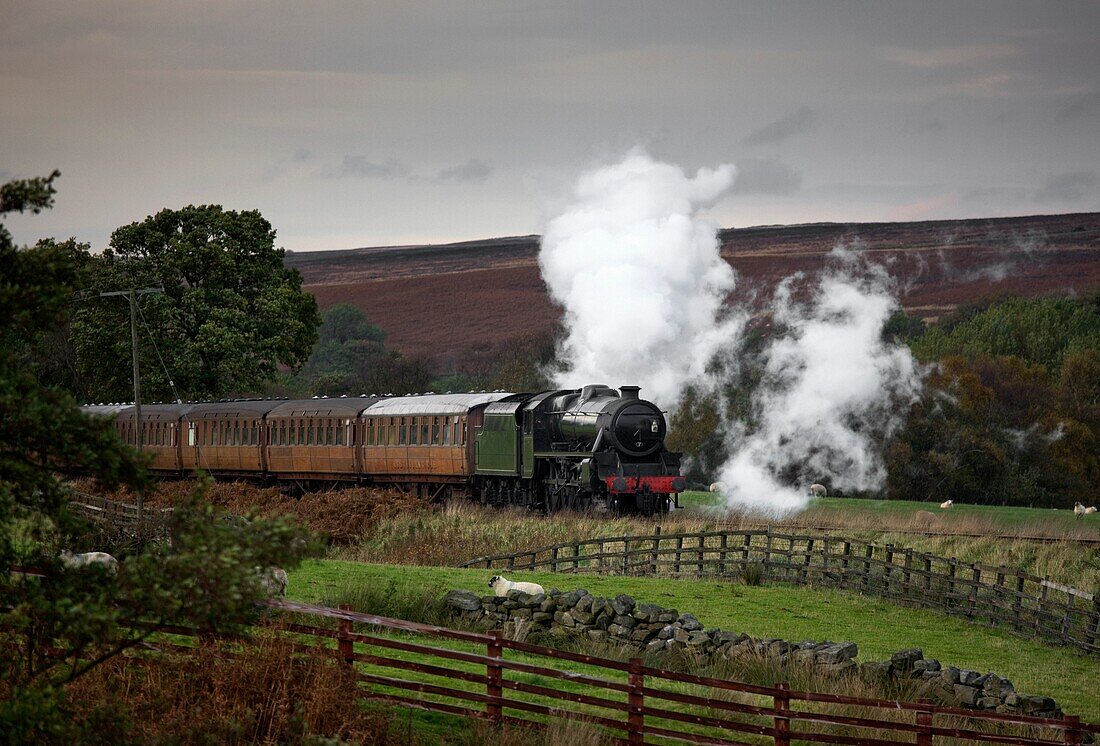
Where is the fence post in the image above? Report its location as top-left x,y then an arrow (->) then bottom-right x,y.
802,538 -> 814,583
1064,714 -> 1082,745
628,657 -> 644,745
948,559 -> 957,607
773,682 -> 790,746
650,526 -> 660,575
1087,595 -> 1100,647
338,604 -> 354,666
967,566 -> 980,621
622,538 -> 630,575
674,536 -> 684,575
573,541 -> 580,572
764,528 -> 773,576
841,540 -> 851,583
884,544 -> 894,593
487,630 -> 503,726
696,534 -> 705,575
719,532 -> 728,575
862,545 -> 873,593
903,549 -> 913,597
916,699 -> 933,746
551,546 -> 559,573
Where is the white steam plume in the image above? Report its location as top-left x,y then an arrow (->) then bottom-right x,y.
716,250 -> 922,514
540,151 -> 922,516
539,149 -> 743,406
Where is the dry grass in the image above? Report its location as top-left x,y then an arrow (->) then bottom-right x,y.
332,500 -> 717,567
71,478 -> 429,543
65,628 -> 406,744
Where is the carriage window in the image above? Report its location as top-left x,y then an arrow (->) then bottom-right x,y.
399,417 -> 407,445
336,420 -> 345,446
431,417 -> 440,445
462,420 -> 467,445
364,418 -> 372,446
188,423 -> 195,447
442,417 -> 451,445
423,419 -> 431,445
326,421 -> 333,446
305,422 -> 313,445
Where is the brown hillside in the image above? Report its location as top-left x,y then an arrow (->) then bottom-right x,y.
286,214 -> 1100,365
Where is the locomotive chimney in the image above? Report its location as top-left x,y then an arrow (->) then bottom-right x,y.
620,385 -> 640,400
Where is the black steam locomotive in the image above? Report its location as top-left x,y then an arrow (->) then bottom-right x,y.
85,384 -> 685,514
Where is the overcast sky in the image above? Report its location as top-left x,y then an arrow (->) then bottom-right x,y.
3,1 -> 1099,252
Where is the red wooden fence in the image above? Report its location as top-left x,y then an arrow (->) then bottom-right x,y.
261,600 -> 1096,745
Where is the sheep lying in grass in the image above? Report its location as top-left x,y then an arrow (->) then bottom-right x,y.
256,566 -> 289,597
59,551 -> 119,574
708,482 -> 725,493
1073,502 -> 1097,519
488,575 -> 545,597
808,483 -> 827,498
939,500 -> 953,509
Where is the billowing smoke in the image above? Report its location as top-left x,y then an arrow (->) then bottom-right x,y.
540,151 -> 922,515
716,250 -> 922,514
539,148 -> 744,406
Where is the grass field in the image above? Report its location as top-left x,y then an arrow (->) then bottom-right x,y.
680,491 -> 1100,534
287,559 -> 1100,716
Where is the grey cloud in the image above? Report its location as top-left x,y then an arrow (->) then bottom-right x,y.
436,159 -> 493,183
1057,91 -> 1100,121
732,159 -> 801,196
291,148 -> 315,162
741,106 -> 816,146
0,170 -> 10,183
1034,171 -> 1098,203
335,156 -> 411,180
902,116 -> 944,134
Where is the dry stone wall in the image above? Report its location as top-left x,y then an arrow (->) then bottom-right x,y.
443,586 -> 1067,720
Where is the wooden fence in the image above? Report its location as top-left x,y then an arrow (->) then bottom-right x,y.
461,528 -> 1100,656
66,492 -> 172,540
9,596 -> 1093,745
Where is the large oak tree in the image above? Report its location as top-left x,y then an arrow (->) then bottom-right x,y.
73,205 -> 320,402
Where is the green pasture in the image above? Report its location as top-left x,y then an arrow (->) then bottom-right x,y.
680,490 -> 1100,532
287,559 -> 1100,716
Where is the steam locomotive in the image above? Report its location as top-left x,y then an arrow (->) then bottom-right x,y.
82,385 -> 686,514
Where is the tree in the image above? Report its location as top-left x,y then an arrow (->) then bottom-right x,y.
71,205 -> 320,402
0,177 -> 316,741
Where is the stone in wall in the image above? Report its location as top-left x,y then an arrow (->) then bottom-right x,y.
442,586 -> 1067,720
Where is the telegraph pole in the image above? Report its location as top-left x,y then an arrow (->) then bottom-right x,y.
100,287 -> 164,523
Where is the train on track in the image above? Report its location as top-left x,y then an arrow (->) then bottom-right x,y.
82,385 -> 686,514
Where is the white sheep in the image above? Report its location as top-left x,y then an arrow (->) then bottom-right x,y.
808,483 -> 827,498
1073,502 -> 1096,519
939,500 -> 953,509
60,551 -> 119,574
708,482 -> 725,493
488,575 -> 545,597
255,566 -> 288,597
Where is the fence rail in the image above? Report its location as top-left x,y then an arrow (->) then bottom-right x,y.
461,528 -> 1100,656
5,584 -> 1096,744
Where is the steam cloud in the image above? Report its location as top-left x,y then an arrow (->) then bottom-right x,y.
717,251 -> 922,514
540,150 -> 922,515
539,148 -> 744,406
